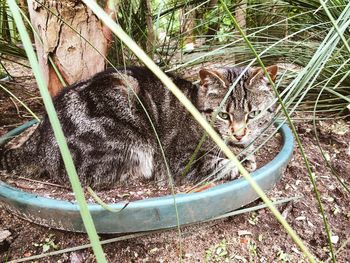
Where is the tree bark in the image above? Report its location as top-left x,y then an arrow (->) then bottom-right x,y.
143,0 -> 155,57
180,3 -> 197,50
205,0 -> 219,40
27,0 -> 114,97
18,0 -> 34,41
235,0 -> 247,32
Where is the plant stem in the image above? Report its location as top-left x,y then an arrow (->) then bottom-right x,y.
7,1 -> 107,262
220,1 -> 336,262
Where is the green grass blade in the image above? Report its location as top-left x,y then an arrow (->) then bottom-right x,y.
0,83 -> 40,121
320,0 -> 350,54
220,0 -> 321,261
6,195 -> 302,263
6,1 -> 107,262
83,1 -> 317,262
87,187 -> 128,213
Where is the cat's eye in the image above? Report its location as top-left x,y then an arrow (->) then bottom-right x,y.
218,112 -> 230,120
248,110 -> 261,119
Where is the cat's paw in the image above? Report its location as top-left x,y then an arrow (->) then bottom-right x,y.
244,159 -> 257,172
216,159 -> 240,180
229,166 -> 240,180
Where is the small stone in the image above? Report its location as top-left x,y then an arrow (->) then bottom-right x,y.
0,230 -> 11,242
238,230 -> 252,236
324,152 -> 331,161
331,236 -> 339,244
326,196 -> 334,202
291,247 -> 301,254
70,252 -> 85,263
307,220 -> 315,228
149,247 -> 159,254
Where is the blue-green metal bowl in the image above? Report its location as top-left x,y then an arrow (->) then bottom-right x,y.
0,121 -> 294,233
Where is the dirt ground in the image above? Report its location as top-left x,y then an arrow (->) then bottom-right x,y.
0,62 -> 350,263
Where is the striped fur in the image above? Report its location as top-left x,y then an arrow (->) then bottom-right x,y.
0,66 -> 277,189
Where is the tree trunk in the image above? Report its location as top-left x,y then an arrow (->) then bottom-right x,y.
18,0 -> 34,41
143,0 -> 155,57
205,0 -> 219,41
234,0 -> 247,63
180,3 -> 197,52
27,0 -> 114,97
235,0 -> 247,32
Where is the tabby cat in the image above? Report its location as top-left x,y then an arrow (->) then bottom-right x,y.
0,66 -> 277,189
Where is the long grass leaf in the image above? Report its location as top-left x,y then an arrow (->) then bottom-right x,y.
83,1 -> 317,262
0,83 -> 40,121
6,1 -> 107,262
7,195 -> 301,263
220,0 -> 321,261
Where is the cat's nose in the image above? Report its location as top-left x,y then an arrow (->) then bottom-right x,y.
234,134 -> 244,141
231,121 -> 247,141
232,127 -> 247,141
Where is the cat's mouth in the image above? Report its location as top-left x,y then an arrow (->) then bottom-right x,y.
220,129 -> 250,145
228,138 -> 246,146
225,135 -> 247,146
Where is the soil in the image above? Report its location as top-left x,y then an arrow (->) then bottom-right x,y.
1,61 -> 350,262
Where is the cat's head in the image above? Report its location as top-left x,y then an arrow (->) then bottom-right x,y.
197,65 -> 277,146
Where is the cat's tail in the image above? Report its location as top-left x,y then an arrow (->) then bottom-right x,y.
0,146 -> 24,173
0,123 -> 41,175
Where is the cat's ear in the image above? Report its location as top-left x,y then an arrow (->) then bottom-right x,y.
199,69 -> 229,87
249,65 -> 278,87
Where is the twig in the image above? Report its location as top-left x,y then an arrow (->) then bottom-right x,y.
211,195 -> 302,221
87,186 -> 129,213
185,182 -> 216,193
0,58 -> 12,78
9,97 -> 21,117
7,195 -> 302,263
18,176 -> 70,190
13,183 -> 40,190
23,96 -> 43,102
325,235 -> 350,263
1,123 -> 26,128
281,201 -> 294,219
7,230 -> 162,263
